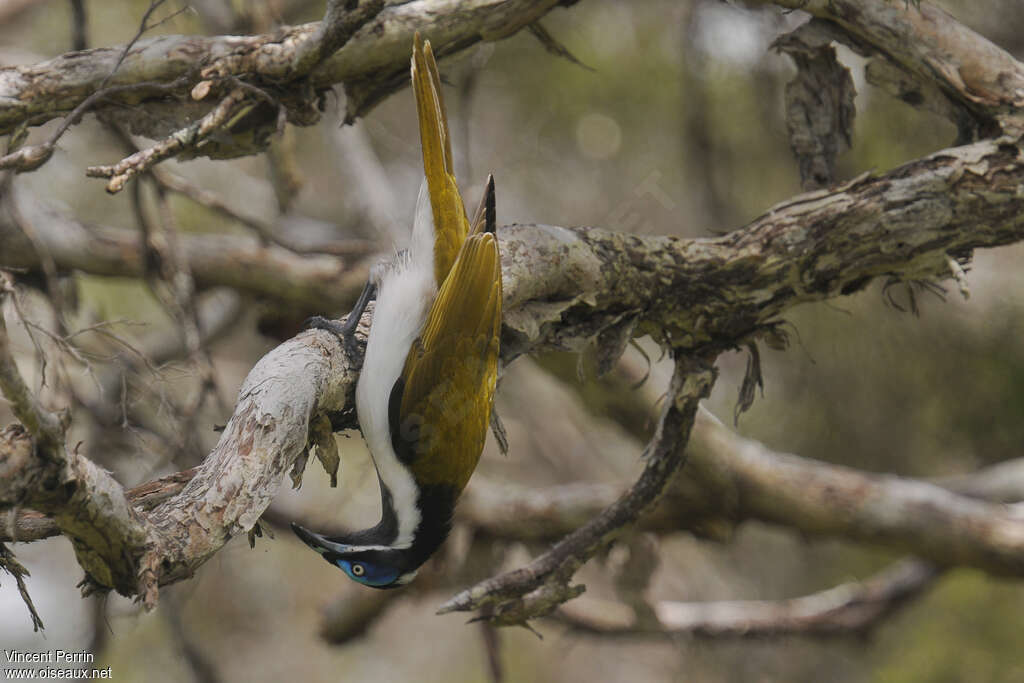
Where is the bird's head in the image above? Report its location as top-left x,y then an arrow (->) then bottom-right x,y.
291,522 -> 418,589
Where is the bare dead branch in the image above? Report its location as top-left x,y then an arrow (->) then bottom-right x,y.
0,0 -> 573,139
103,2 -> 187,90
151,168 -> 278,239
2,193 -> 372,312
766,0 -> 1024,136
290,0 -> 386,77
0,78 -> 191,174
668,409 -> 1024,576
556,559 -> 940,639
460,480 -> 621,542
526,22 -> 593,72
479,621 -> 505,682
437,356 -> 717,624
0,463 -> 201,540
0,541 -> 44,631
1,277 -> 155,599
87,88 -> 250,193
265,130 -> 305,214
774,20 -> 856,189
3,127 -> 1024,605
141,320 -> 364,590
3,0 -> 1024,620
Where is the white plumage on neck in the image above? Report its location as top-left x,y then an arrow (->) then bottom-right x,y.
355,181 -> 437,549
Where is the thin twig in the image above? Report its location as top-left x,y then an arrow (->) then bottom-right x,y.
0,542 -> 44,631
86,87 -> 249,193
439,356 -> 717,624
527,22 -> 594,72
0,77 -> 191,174
4,185 -> 69,335
0,272 -> 66,454
101,0 -> 189,89
479,621 -> 504,683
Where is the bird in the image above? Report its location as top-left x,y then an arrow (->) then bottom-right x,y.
291,34 -> 502,589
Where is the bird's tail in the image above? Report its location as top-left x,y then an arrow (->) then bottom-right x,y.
411,33 -> 470,288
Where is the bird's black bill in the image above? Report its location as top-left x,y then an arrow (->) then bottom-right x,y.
290,522 -> 327,553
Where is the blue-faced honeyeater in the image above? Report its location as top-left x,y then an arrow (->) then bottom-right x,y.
291,35 -> 502,589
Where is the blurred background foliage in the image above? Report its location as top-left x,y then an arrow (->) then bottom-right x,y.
3,0 -> 1024,681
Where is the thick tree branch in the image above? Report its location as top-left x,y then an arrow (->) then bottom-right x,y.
3,131 -> 1024,605
495,139 -> 1024,365
4,0 -> 1024,617
0,0 -> 570,140
670,409 -> 1024,576
1,468 -> 198,544
142,320 -> 365,588
6,137 -> 1024,343
1,195 -> 371,312
767,0 -> 1024,135
467,403 -> 1024,577
291,0 -> 386,77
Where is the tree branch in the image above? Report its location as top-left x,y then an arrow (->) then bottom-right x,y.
86,87 -> 250,193
767,0 -> 1024,136
3,129 -> 1024,604
670,409 -> 1024,576
0,273 -> 66,455
5,0 -> 1024,618
0,275 -> 154,600
1,194 -> 372,312
437,356 -> 718,624
0,0 -> 571,140
463,405 -> 1024,579
556,559 -> 940,639
141,320 -> 365,588
291,0 -> 386,77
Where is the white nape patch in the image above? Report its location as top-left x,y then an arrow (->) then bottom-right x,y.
355,179 -> 437,549
396,569 -> 419,586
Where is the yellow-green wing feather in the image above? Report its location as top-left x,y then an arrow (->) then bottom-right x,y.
412,34 -> 469,286
399,233 -> 502,492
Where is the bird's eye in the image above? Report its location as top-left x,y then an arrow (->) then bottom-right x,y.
351,563 -> 365,576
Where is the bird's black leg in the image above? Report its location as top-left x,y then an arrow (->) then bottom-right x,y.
305,279 -> 377,360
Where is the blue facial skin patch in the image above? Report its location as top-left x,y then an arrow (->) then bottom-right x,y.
336,559 -> 401,587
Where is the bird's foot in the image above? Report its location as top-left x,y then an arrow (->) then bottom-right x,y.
304,315 -> 362,360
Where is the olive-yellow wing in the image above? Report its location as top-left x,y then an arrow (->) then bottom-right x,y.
392,233 -> 502,493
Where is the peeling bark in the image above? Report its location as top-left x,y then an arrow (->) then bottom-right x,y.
0,0 -> 569,139
3,0 -> 1024,616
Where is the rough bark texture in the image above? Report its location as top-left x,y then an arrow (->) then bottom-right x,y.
145,329 -> 362,586
4,133 -> 1024,602
3,0 -> 1024,622
0,0 -> 569,140
766,0 -> 1024,136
